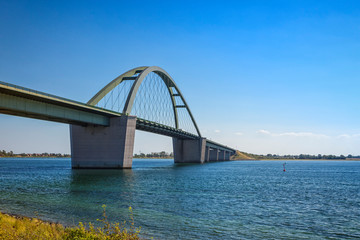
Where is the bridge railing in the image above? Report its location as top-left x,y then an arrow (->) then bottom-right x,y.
206,139 -> 236,152
136,117 -> 199,139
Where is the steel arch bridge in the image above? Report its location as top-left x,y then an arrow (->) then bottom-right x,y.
87,66 -> 201,140
0,66 -> 236,168
88,66 -> 201,136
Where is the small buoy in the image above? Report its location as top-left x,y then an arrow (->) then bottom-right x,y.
283,163 -> 286,172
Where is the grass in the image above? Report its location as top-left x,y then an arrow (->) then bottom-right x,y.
0,205 -> 141,240
230,150 -> 254,160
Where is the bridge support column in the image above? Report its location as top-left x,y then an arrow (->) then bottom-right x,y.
205,146 -> 210,162
209,149 -> 218,162
70,115 -> 136,169
173,137 -> 206,163
218,150 -> 225,161
225,151 -> 231,160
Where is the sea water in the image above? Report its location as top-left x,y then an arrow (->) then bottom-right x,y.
0,158 -> 359,239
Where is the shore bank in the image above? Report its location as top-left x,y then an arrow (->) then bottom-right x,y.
0,209 -> 141,240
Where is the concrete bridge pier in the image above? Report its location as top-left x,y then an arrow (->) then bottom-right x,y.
209,148 -> 218,162
173,137 -> 206,163
225,151 -> 231,160
218,150 -> 225,161
205,146 -> 210,162
70,115 -> 136,169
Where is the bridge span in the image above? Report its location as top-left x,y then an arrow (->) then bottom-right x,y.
0,66 -> 236,168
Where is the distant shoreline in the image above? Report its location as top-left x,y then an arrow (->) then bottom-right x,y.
0,156 -> 174,159
1,157 -> 359,161
230,150 -> 360,161
232,158 -> 360,161
259,158 -> 360,161
0,156 -> 70,158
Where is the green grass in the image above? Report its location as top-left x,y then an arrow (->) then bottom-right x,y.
0,205 -> 141,240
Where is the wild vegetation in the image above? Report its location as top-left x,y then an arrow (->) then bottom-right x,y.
230,150 -> 254,160
0,205 -> 141,240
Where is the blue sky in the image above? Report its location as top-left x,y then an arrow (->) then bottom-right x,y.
1,0 -> 360,155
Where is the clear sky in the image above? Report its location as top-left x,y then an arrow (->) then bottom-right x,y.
1,0 -> 360,155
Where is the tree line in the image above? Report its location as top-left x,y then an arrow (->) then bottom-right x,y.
0,150 -> 70,158
133,151 -> 173,158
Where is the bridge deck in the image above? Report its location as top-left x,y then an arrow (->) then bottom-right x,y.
0,81 -> 199,140
0,81 -> 235,152
206,139 -> 236,152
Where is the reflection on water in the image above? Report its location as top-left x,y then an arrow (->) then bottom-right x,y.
0,158 -> 359,239
70,169 -> 135,190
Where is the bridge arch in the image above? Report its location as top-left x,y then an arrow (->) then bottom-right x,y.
88,66 -> 201,137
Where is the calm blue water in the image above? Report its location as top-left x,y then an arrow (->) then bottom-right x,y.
0,158 -> 359,239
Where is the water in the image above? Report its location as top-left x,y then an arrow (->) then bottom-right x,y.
0,158 -> 359,239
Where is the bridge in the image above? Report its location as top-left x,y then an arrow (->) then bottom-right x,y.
0,66 -> 236,168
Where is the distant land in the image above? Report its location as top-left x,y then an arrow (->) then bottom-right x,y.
0,150 -> 171,159
1,149 -> 359,161
0,150 -> 70,158
230,150 -> 360,161
133,151 -> 173,159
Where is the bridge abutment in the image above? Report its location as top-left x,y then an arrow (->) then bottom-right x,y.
173,137 -> 206,163
70,115 -> 136,169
